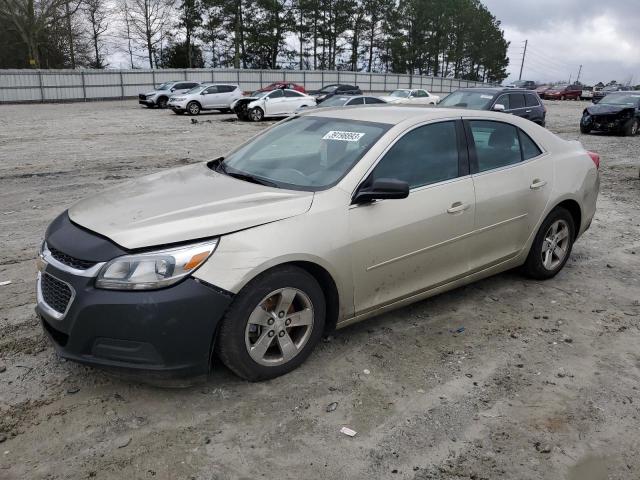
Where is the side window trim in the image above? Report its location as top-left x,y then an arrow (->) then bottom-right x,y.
517,128 -> 544,160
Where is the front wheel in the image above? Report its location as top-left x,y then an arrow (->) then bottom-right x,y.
560,95 -> 566,101
580,124 -> 592,134
187,101 -> 201,115
249,107 -> 264,122
623,118 -> 639,136
216,266 -> 326,381
522,208 -> 575,280
157,97 -> 168,109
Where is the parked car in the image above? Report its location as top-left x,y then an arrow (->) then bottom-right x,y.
257,82 -> 306,94
231,88 -> 316,121
37,106 -> 599,381
299,95 -> 387,111
580,86 -> 594,100
506,80 -> 537,90
437,87 -> 546,126
535,85 -> 551,95
307,84 -> 362,103
168,84 -> 243,115
543,84 -> 582,100
138,81 -> 201,109
592,84 -> 632,104
580,92 -> 640,136
378,89 -> 440,105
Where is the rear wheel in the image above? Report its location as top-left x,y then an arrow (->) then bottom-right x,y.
249,107 -> 264,122
523,208 -> 575,280
187,101 -> 201,115
216,266 -> 326,381
560,95 -> 566,101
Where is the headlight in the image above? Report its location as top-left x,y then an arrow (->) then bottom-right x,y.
172,97 -> 186,102
95,239 -> 218,290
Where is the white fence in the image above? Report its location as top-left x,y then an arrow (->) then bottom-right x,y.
0,68 -> 491,103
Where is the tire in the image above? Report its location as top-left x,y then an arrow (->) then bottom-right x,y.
216,266 -> 326,381
580,124 -> 592,134
522,207 -> 575,280
145,104 -> 155,109
560,95 -> 565,101
172,109 -> 183,115
623,118 -> 639,136
157,96 -> 168,109
249,107 -> 264,122
186,101 -> 201,115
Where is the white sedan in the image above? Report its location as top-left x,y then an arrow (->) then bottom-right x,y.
379,89 -> 440,105
231,89 -> 316,121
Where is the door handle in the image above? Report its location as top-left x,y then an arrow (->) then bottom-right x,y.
530,179 -> 547,190
525,109 -> 532,113
447,202 -> 470,214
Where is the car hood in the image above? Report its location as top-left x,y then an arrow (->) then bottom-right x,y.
585,104 -> 633,115
378,96 -> 404,103
68,163 -> 314,249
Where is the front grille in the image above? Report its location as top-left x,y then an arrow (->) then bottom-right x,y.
41,274 -> 73,315
138,94 -> 146,100
48,246 -> 96,270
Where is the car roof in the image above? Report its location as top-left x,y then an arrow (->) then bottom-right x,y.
305,105 -> 526,124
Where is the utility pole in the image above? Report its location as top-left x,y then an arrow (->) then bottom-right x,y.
518,39 -> 528,80
576,64 -> 582,84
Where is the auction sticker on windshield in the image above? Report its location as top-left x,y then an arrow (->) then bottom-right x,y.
322,131 -> 365,142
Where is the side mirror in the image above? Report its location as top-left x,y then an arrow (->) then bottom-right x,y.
264,96 -> 269,101
170,88 -> 176,92
352,178 -> 409,204
492,103 -> 506,112
201,91 -> 207,95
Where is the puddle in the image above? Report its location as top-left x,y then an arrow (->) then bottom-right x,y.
567,455 -> 609,480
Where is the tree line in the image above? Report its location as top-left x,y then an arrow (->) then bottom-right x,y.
0,0 -> 509,82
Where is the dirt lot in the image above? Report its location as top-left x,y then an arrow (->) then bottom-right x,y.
0,100 -> 639,480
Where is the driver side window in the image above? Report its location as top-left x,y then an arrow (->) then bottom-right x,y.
268,89 -> 284,99
371,121 -> 460,189
203,86 -> 219,94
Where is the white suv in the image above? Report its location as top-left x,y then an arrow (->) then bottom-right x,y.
168,84 -> 244,115
138,81 -> 201,109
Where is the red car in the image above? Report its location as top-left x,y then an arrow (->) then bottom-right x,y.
257,82 -> 306,94
543,84 -> 582,100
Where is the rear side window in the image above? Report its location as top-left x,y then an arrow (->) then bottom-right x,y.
519,130 -> 543,159
348,97 -> 364,105
371,121 -> 459,189
525,94 -> 540,107
508,93 -> 526,109
284,90 -> 303,97
415,90 -> 428,97
218,85 -> 235,93
365,97 -> 385,104
469,121 -> 521,172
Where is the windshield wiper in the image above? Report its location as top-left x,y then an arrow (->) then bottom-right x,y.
215,161 -> 277,187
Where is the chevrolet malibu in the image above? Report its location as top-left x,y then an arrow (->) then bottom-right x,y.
36,107 -> 599,381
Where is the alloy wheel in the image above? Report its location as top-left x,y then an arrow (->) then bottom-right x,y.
250,108 -> 263,121
188,102 -> 200,115
541,219 -> 570,270
244,288 -> 314,366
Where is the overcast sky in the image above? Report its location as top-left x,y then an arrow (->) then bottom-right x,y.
481,0 -> 640,85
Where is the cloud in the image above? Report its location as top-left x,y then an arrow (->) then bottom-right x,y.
482,0 -> 640,85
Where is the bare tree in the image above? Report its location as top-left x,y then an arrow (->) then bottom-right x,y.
119,0 -> 136,67
126,0 -> 175,68
0,0 -> 80,67
82,0 -> 110,67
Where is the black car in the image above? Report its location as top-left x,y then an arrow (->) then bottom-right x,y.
438,87 -> 546,126
308,84 -> 362,103
580,92 -> 640,136
592,84 -> 632,104
506,80 -> 537,90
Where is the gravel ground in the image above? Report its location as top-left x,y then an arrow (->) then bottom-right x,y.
0,100 -> 639,480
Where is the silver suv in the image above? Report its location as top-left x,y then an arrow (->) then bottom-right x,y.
138,81 -> 201,109
168,84 -> 243,115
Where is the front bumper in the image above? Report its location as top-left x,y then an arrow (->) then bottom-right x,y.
581,115 -> 627,132
138,94 -> 156,106
37,213 -> 233,377
168,99 -> 188,110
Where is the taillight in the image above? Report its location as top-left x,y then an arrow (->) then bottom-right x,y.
587,151 -> 600,169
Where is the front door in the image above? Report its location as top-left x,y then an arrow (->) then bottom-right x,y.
465,119 -> 553,271
264,89 -> 285,115
349,120 -> 475,314
201,86 -> 221,108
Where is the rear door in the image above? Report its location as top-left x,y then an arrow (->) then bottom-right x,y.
507,92 -> 528,119
524,93 -> 544,123
283,90 -> 307,112
465,119 -> 553,271
349,120 -> 475,313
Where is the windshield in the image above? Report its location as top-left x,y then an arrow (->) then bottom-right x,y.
250,91 -> 269,98
156,82 -> 173,91
319,85 -> 338,93
437,91 -> 495,110
603,85 -> 619,91
389,90 -> 410,98
510,81 -> 526,87
601,93 -> 640,106
319,96 -> 352,107
220,116 -> 390,190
